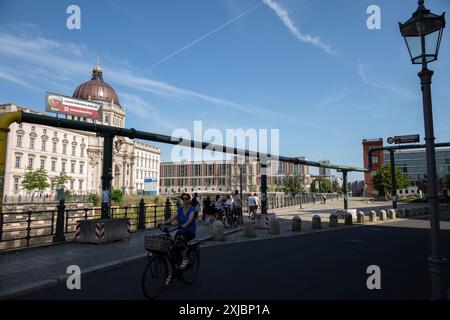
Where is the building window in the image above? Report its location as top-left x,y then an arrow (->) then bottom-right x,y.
79,179 -> 83,190
70,180 -> 74,190
16,135 -> 23,147
71,162 -> 75,173
40,159 -> 45,170
14,177 -> 19,191
80,148 -> 85,157
52,141 -> 57,153
371,156 -> 378,164
63,144 -> 67,155
29,137 -> 35,149
28,158 -> 34,170
80,163 -> 84,174
72,145 -> 76,156
51,160 -> 56,171
15,156 -> 21,168
41,140 -> 47,152
62,161 -> 66,172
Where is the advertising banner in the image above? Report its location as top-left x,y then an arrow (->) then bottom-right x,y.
45,92 -> 102,119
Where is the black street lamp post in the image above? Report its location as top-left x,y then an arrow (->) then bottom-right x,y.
389,150 -> 398,209
399,0 -> 447,300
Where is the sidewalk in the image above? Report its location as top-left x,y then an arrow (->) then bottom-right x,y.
0,222 -> 238,299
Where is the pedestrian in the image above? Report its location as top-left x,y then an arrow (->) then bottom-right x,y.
191,192 -> 200,220
248,193 -> 260,218
214,195 -> 223,221
224,195 -> 234,228
233,190 -> 243,225
203,196 -> 214,225
323,193 -> 327,204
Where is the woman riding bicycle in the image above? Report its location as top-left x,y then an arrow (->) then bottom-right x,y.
158,192 -> 196,285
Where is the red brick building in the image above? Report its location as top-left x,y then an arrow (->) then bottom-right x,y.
362,138 -> 384,195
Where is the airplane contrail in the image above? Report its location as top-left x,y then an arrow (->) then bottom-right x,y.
151,2 -> 263,69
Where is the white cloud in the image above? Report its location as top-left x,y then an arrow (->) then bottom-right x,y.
357,63 -> 417,100
262,0 -> 335,55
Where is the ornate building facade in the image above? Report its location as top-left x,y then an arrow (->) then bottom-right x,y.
1,64 -> 160,201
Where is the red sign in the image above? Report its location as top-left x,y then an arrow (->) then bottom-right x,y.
45,92 -> 102,119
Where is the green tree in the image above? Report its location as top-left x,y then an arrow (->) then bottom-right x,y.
310,177 -> 332,193
372,165 -> 410,196
53,172 -> 71,190
88,193 -> 101,206
331,179 -> 342,193
21,169 -> 50,200
282,173 -> 306,195
111,188 -> 124,204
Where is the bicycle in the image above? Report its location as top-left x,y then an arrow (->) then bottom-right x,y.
141,225 -> 200,299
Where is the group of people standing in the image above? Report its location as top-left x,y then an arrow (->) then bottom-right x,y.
175,191 -> 262,227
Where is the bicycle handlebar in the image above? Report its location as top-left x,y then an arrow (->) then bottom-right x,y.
158,224 -> 178,234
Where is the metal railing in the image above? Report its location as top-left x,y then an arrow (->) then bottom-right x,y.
0,199 -> 178,251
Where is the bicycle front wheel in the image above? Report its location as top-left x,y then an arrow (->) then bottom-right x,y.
182,247 -> 200,284
142,254 -> 168,299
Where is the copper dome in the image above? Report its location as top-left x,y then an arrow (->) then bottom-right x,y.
73,65 -> 121,107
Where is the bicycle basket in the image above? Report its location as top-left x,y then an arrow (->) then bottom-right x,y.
144,235 -> 171,253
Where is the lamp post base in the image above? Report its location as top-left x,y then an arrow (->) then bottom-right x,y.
428,255 -> 449,300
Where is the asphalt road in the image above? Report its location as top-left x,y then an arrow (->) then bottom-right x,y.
19,213 -> 450,300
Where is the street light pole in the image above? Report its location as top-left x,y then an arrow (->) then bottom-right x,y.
419,65 -> 448,299
389,150 -> 398,209
399,0 -> 447,299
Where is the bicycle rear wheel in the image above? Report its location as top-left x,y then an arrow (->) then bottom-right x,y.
142,254 -> 168,299
182,246 -> 200,284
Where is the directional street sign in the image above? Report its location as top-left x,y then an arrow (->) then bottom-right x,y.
393,134 -> 420,144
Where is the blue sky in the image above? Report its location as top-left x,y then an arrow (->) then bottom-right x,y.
0,0 -> 449,181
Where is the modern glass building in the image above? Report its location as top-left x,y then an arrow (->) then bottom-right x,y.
384,148 -> 450,188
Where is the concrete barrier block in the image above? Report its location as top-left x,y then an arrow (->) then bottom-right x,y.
388,209 -> 396,220
292,216 -> 302,232
212,221 -> 225,241
269,218 -> 281,235
76,218 -> 130,244
344,213 -> 353,225
242,220 -> 255,238
369,210 -> 377,223
312,215 -> 321,230
379,210 -> 387,221
329,213 -> 338,228
357,211 -> 365,223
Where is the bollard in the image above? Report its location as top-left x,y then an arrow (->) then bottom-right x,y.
243,220 -> 255,238
344,213 -> 353,225
137,199 -> 146,230
369,210 -> 377,223
312,215 -> 321,230
379,210 -> 387,221
292,216 -> 302,232
53,199 -> 66,242
269,218 -> 281,235
357,211 -> 365,223
329,213 -> 338,228
388,209 -> 396,220
212,221 -> 225,241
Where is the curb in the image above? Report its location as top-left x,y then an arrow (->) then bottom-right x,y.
0,228 -> 235,300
